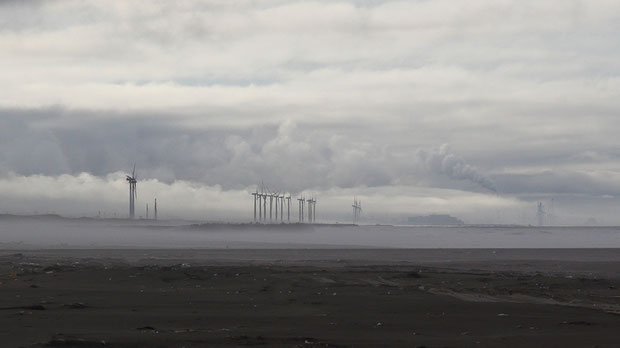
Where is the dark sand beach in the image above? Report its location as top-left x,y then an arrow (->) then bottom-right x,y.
0,248 -> 618,347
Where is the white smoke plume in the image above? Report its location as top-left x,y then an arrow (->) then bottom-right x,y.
417,144 -> 497,193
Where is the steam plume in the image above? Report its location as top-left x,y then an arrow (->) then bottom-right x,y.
417,144 -> 497,193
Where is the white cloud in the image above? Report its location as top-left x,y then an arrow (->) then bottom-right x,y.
0,171 -> 531,223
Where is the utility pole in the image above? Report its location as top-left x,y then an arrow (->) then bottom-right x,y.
146,203 -> 149,219
154,198 -> 157,220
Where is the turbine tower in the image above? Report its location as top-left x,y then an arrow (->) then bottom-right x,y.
263,192 -> 267,221
307,197 -> 316,223
258,192 -> 262,222
126,165 -> 137,219
537,202 -> 545,226
280,194 -> 285,222
274,193 -> 280,222
251,190 -> 258,222
352,197 -> 357,223
286,195 -> 291,222
146,203 -> 149,219
352,197 -> 362,224
154,198 -> 158,220
313,197 -> 316,223
269,193 -> 274,222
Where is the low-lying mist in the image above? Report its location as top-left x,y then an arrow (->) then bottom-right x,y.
0,216 -> 618,249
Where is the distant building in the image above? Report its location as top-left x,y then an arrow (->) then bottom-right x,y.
407,214 -> 464,225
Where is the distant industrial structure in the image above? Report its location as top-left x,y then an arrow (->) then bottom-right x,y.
534,199 -> 560,226
144,199 -> 159,220
352,197 -> 362,224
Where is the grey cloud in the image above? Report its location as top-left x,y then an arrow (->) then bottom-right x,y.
0,111 -> 70,175
493,170 -> 620,197
1,1 -> 620,222
4,106 -> 620,202
0,108 -> 398,192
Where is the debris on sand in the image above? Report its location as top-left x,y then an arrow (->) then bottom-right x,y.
136,326 -> 159,333
0,304 -> 46,311
41,338 -> 108,346
561,321 -> 596,326
173,328 -> 196,333
407,271 -> 424,278
63,302 -> 89,309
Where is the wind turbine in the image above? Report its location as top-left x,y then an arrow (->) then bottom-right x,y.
280,194 -> 285,222
307,197 -> 315,223
251,190 -> 258,222
537,202 -> 545,226
272,191 -> 280,223
286,195 -> 291,222
313,197 -> 316,223
301,197 -> 306,222
126,165 -> 137,219
352,197 -> 362,224
352,197 -> 357,223
269,192 -> 274,222
263,192 -> 267,222
258,192 -> 262,222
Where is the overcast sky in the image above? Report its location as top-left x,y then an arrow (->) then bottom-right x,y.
1,0 -> 619,224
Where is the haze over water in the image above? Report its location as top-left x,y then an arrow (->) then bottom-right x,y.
1,218 -> 618,249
